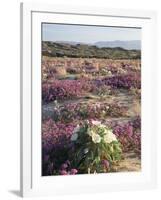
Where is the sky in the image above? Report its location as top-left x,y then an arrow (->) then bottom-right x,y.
42,23 -> 141,43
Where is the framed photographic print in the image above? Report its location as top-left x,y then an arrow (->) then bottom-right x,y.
20,2 -> 157,197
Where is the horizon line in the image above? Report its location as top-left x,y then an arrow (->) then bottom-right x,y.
43,39 -> 141,43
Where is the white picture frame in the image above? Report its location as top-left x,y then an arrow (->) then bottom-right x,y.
20,2 -> 157,197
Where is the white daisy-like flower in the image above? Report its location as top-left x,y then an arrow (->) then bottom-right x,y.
104,134 -> 113,144
106,106 -> 110,109
91,120 -> 101,125
107,129 -> 113,135
87,129 -> 95,137
102,110 -> 106,115
54,100 -> 58,104
54,100 -> 58,106
103,130 -> 117,144
71,133 -> 78,141
108,71 -> 112,75
92,133 -> 101,143
43,73 -> 47,78
86,120 -> 90,124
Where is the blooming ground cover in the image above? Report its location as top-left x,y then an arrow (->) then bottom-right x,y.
42,57 -> 141,176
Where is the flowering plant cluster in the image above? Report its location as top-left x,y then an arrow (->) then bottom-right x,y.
113,121 -> 141,154
102,73 -> 141,89
70,120 -> 122,174
42,118 -> 141,175
93,84 -> 118,96
42,58 -> 140,76
42,79 -> 93,103
42,119 -> 76,175
51,101 -> 128,123
42,57 -> 141,175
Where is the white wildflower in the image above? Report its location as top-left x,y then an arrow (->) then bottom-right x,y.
102,110 -> 106,115
107,129 -> 113,135
87,129 -> 95,137
92,133 -> 101,143
108,71 -> 112,75
106,106 -> 110,109
43,73 -> 47,78
54,100 -> 58,105
91,120 -> 101,125
104,130 -> 117,144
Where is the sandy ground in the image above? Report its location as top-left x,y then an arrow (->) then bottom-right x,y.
112,152 -> 141,172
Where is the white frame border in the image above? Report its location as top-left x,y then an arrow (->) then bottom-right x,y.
20,2 -> 157,197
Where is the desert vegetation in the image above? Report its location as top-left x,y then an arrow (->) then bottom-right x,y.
42,42 -> 141,176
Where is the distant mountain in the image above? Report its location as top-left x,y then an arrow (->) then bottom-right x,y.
54,41 -> 83,45
53,40 -> 141,50
94,40 -> 141,50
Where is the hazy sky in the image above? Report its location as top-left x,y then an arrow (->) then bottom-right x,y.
42,23 -> 141,43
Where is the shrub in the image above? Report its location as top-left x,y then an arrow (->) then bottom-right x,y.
70,120 -> 122,174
